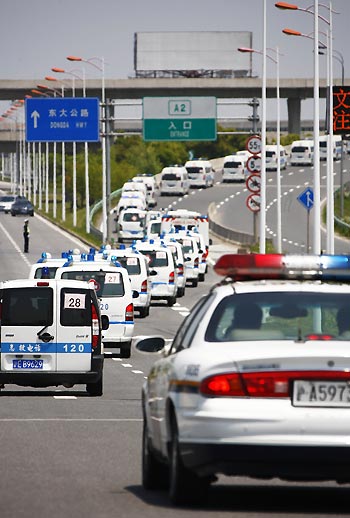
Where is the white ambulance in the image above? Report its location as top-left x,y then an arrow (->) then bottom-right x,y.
0,278 -> 105,396
55,256 -> 137,358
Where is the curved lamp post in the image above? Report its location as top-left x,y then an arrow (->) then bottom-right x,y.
238,46 -> 282,253
67,55 -> 107,242
277,0 -> 338,254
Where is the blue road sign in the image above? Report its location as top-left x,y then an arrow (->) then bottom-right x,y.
25,97 -> 100,142
297,187 -> 314,211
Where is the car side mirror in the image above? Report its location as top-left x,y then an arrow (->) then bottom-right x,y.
150,270 -> 158,276
209,238 -> 213,246
101,315 -> 109,330
132,290 -> 139,299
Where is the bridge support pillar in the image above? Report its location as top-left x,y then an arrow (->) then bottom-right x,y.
287,97 -> 301,135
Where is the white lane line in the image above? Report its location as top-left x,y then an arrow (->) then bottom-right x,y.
132,370 -> 144,374
180,311 -> 190,317
172,306 -> 189,311
112,358 -> 123,362
53,396 -> 77,400
121,363 -> 132,368
0,418 -> 142,422
0,221 -> 32,266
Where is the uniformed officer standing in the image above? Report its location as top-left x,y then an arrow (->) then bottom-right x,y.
23,219 -> 30,253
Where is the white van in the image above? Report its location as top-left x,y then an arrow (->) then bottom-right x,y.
222,155 -> 246,182
132,174 -> 158,207
319,135 -> 342,161
0,278 -> 105,396
159,166 -> 190,196
167,231 -> 200,287
184,159 -> 214,188
133,240 -> 178,306
265,145 -> 287,171
114,193 -> 147,216
290,140 -> 314,166
160,209 -> 211,249
100,246 -> 152,318
156,236 -> 187,297
115,208 -> 147,243
55,257 -> 137,358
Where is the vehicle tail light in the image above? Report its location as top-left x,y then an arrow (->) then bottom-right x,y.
91,303 -> 100,350
200,371 -> 350,398
169,271 -> 175,284
125,303 -> 134,321
194,257 -> 199,268
177,265 -> 184,276
141,279 -> 148,293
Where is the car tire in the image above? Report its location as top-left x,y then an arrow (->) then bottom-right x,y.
167,296 -> 176,307
169,418 -> 209,505
198,273 -> 205,282
139,306 -> 149,318
177,287 -> 185,297
86,374 -> 103,397
120,342 -> 131,358
142,417 -> 169,490
191,279 -> 198,288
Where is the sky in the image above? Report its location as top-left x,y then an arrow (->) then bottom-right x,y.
1,0 -> 349,122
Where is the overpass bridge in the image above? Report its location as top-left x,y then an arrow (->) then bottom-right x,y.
0,76 -> 346,151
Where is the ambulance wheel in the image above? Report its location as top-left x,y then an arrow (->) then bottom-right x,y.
120,342 -> 131,358
139,306 -> 149,318
87,374 -> 103,397
198,273 -> 205,282
191,279 -> 198,287
167,296 -> 176,307
177,287 -> 185,297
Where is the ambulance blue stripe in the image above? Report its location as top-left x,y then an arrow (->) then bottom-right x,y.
1,342 -> 91,354
109,321 -> 134,325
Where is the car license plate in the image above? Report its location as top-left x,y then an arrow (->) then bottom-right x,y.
12,359 -> 44,370
293,380 -> 350,407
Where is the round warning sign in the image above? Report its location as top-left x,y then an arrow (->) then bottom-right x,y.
246,155 -> 262,173
246,193 -> 261,212
246,174 -> 261,193
246,135 -> 262,155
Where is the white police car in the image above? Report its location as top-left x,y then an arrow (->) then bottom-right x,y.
135,253 -> 350,504
0,278 -> 104,396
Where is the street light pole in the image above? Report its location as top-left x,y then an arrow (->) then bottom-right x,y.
260,0 -> 267,253
238,45 -> 282,253
67,55 -> 107,242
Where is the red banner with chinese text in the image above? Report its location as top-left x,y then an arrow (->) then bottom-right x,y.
333,87 -> 350,134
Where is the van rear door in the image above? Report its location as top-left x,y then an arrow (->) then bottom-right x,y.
56,286 -> 93,372
1,285 -> 57,372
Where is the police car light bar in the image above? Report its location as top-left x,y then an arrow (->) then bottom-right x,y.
214,254 -> 350,281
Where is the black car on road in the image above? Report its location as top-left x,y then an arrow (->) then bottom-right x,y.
10,198 -> 34,217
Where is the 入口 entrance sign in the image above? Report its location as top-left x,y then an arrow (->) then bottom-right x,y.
143,96 -> 217,141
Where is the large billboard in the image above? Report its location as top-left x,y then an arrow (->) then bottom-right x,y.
134,31 -> 252,77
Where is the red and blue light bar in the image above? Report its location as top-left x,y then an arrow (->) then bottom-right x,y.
214,254 -> 350,281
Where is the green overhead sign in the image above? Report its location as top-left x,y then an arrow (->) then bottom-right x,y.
143,96 -> 217,141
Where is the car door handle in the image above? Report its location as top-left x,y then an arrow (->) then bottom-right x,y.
38,332 -> 54,343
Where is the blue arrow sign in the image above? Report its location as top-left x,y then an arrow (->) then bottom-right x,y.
297,187 -> 314,211
25,97 -> 100,142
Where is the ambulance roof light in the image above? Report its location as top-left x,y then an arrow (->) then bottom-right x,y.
87,253 -> 95,261
119,244 -> 126,250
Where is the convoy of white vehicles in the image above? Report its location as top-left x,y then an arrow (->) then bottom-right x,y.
2,143 -> 346,398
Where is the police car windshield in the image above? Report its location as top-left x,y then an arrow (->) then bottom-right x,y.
1,287 -> 53,326
61,270 -> 125,297
205,292 -> 350,342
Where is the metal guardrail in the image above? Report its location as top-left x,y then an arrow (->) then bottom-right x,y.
89,188 -> 122,240
208,202 -> 256,245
